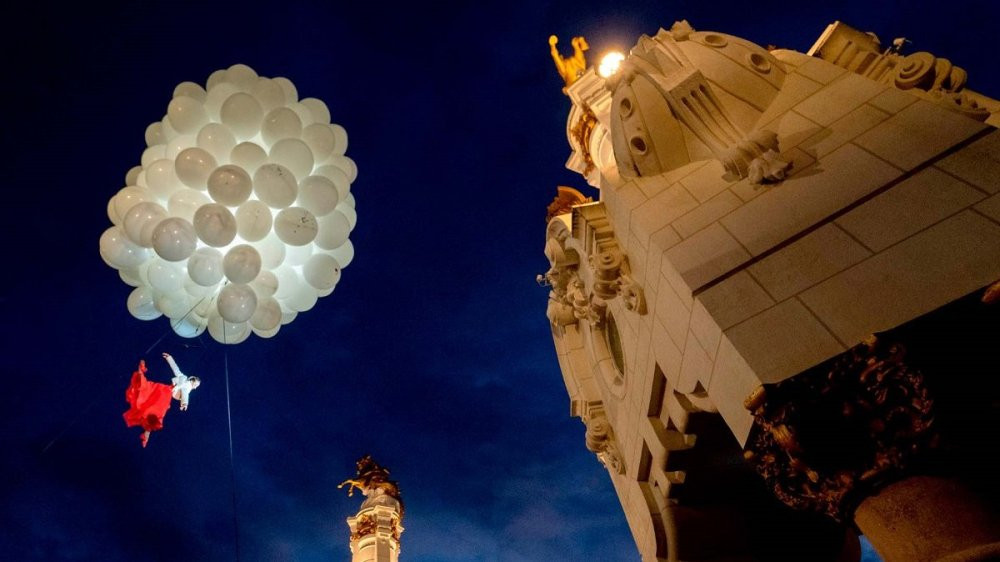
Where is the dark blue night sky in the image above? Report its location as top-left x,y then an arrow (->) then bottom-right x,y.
1,1 -> 997,560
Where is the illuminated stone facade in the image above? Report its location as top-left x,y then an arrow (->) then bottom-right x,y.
545,20 -> 1000,562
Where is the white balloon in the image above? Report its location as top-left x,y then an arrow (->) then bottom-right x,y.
127,286 -> 161,320
272,77 -> 298,103
205,82 -> 240,121
301,123 -> 335,162
303,254 -> 341,290
250,270 -> 278,298
197,123 -> 237,163
141,144 -> 166,168
315,165 -> 350,200
152,217 -> 197,261
206,69 -> 229,91
100,226 -> 149,269
147,258 -> 185,293
187,247 -> 224,286
207,164 -> 252,206
207,312 -> 251,344
167,188 -> 211,222
257,233 -> 286,269
173,81 -> 207,102
145,122 -> 165,147
288,102 -> 315,127
226,64 -> 259,91
261,107 -> 302,147
326,155 -> 357,182
280,309 -> 297,325
284,242 -> 314,266
274,207 -> 317,246
299,97 -> 330,124
253,163 -> 298,208
172,315 -> 207,338
218,283 -> 257,323
156,289 -> 193,318
327,239 -> 355,268
165,134 -> 197,161
123,202 -> 167,247
111,186 -> 153,225
146,158 -> 180,198
125,165 -> 143,186
230,141 -> 267,173
273,266 -> 302,300
185,276 -> 217,298
329,124 -> 349,155
193,203 -> 237,247
249,296 -> 281,331
336,201 -> 358,230
223,244 -> 262,284
252,324 -> 281,338
250,78 -> 286,110
221,92 -> 263,140
234,200 -> 272,242
286,284 -> 319,312
167,96 -> 208,134
270,138 -> 314,179
121,262 -> 150,287
314,210 -> 350,250
175,147 -> 217,189
297,175 -> 339,217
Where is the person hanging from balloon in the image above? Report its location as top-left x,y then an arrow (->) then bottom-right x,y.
123,352 -> 201,448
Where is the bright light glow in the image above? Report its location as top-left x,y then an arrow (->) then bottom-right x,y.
598,51 -> 626,78
102,63 -> 357,344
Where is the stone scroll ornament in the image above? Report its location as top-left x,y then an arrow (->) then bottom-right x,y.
585,409 -> 626,474
742,335 -> 937,521
99,64 -> 357,344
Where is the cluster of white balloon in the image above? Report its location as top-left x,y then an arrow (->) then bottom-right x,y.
100,64 -> 356,344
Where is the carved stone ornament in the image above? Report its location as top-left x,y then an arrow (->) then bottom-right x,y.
742,334 -> 937,521
546,186 -> 592,223
584,407 -> 626,474
808,22 -> 991,121
569,106 -> 599,176
542,202 -> 646,332
605,22 -> 792,185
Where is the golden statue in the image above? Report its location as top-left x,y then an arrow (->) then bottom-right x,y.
338,454 -> 402,501
549,35 -> 589,92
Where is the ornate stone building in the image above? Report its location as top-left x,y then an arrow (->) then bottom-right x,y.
340,456 -> 404,562
544,20 -> 1000,562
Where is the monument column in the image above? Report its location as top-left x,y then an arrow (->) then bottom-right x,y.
340,456 -> 404,562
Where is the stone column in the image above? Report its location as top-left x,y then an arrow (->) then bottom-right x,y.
347,501 -> 403,562
854,476 -> 1000,562
340,456 -> 404,562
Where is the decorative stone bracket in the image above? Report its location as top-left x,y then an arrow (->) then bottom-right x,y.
542,202 -> 647,331
583,404 -> 626,474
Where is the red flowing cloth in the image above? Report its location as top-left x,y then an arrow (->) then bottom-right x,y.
123,360 -> 173,434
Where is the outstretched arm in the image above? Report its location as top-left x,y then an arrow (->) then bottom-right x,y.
162,352 -> 183,378
549,35 -> 567,79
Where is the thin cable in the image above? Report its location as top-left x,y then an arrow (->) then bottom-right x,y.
223,333 -> 241,562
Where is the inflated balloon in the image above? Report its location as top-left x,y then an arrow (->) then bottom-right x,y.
99,64 -> 357,344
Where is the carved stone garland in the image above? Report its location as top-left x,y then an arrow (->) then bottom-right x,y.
742,334 -> 937,521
